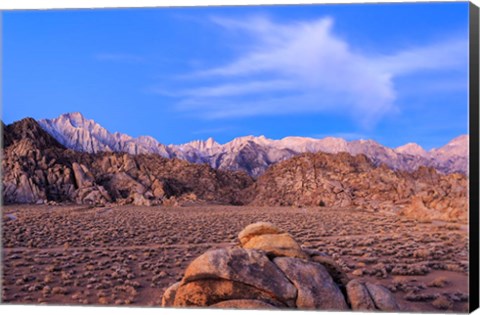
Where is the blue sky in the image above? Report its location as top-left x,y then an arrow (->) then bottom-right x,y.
2,2 -> 469,149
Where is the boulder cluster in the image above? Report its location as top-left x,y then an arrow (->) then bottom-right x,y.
161,222 -> 399,311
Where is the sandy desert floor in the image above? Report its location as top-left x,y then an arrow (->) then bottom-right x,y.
2,205 -> 469,312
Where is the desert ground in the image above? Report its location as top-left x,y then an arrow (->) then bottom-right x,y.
2,204 -> 469,312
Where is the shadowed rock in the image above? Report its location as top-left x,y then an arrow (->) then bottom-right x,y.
173,279 -> 286,307
365,282 -> 400,311
346,280 -> 376,311
274,257 -> 349,310
161,281 -> 181,307
310,253 -> 350,288
182,247 -> 297,304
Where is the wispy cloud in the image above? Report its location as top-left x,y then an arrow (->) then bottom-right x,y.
163,15 -> 468,128
95,53 -> 144,63
373,38 -> 468,75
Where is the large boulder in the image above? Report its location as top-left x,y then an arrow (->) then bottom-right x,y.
181,247 -> 297,305
237,221 -> 282,246
72,162 -> 94,188
239,222 -> 308,259
243,233 -> 308,259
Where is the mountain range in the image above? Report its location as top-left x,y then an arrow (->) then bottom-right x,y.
2,116 -> 468,222
38,112 -> 468,177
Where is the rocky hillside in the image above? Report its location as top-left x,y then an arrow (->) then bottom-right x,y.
246,152 -> 468,222
38,113 -> 468,177
2,118 -> 253,206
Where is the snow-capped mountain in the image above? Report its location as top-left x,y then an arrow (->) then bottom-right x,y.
395,143 -> 428,157
39,112 -> 170,157
37,112 -> 468,177
430,135 -> 468,159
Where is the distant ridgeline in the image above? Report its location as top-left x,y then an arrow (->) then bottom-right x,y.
38,112 -> 468,178
1,115 -> 468,223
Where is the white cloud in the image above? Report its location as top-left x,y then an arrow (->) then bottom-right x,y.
171,16 -> 468,128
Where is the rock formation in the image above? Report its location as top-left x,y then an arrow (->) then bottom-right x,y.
245,152 -> 468,222
162,222 -> 399,311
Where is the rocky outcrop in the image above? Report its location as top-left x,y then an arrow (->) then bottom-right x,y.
246,152 -> 468,222
2,118 -> 253,206
162,222 -> 399,311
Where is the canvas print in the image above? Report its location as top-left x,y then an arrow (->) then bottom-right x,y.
1,1 -> 476,313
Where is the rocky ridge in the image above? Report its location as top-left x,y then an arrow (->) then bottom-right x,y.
2,118 -> 252,206
162,222 -> 399,311
38,113 -> 468,177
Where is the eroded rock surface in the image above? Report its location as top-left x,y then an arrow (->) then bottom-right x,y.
245,153 -> 467,222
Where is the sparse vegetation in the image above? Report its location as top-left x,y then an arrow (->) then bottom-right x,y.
2,204 -> 468,312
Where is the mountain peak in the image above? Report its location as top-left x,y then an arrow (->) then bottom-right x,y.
38,112 -> 170,156
448,134 -> 468,144
431,134 -> 468,157
62,112 -> 92,127
205,137 -> 218,148
65,111 -> 85,119
395,143 -> 427,156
